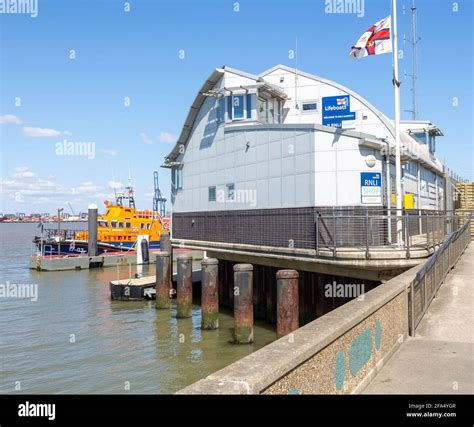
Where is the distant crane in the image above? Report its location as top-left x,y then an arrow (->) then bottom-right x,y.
153,171 -> 167,217
67,202 -> 76,217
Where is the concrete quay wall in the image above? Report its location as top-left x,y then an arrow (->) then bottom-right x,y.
177,263 -> 423,394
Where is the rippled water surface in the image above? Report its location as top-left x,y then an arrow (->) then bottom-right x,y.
0,223 -> 276,394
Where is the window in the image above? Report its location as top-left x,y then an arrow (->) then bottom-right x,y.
429,134 -> 436,154
403,161 -> 417,176
111,221 -> 117,228
246,94 -> 252,119
233,95 -> 244,119
258,97 -> 268,123
172,168 -> 183,190
140,223 -> 145,230
125,222 -> 131,228
258,97 -> 282,124
302,101 -> 318,112
217,98 -> 225,123
226,184 -> 235,201
412,132 -> 427,144
118,222 -> 124,228
146,223 -> 151,230
226,94 -> 253,121
208,186 -> 216,202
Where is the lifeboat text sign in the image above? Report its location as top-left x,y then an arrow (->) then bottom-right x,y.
360,172 -> 382,204
322,95 -> 356,128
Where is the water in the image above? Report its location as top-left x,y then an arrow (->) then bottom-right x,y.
0,223 -> 276,394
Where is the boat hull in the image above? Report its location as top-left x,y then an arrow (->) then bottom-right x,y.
33,238 -> 160,256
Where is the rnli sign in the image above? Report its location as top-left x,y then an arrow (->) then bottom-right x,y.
360,172 -> 382,204
322,95 -> 356,128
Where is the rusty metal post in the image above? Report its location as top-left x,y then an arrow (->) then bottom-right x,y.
155,251 -> 171,309
233,264 -> 253,344
201,258 -> 219,330
160,232 -> 172,291
176,253 -> 193,318
276,270 -> 299,338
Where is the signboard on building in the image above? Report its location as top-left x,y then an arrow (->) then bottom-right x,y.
322,95 -> 356,128
360,172 -> 382,204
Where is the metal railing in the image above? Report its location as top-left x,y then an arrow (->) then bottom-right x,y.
408,215 -> 471,335
315,210 -> 460,259
40,228 -> 85,241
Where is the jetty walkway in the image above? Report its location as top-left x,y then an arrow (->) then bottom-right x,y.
364,245 -> 474,394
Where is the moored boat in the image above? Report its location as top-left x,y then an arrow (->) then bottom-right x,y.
33,185 -> 169,256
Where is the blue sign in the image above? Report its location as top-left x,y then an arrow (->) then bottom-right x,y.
322,95 -> 356,128
360,172 -> 382,204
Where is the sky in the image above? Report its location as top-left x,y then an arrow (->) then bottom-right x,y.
0,0 -> 472,214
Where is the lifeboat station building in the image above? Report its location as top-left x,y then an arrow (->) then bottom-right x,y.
163,65 -> 454,289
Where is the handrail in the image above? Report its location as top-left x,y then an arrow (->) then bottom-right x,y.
315,211 -> 461,259
408,215 -> 471,335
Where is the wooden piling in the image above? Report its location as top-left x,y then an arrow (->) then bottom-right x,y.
276,270 -> 299,338
201,258 -> 219,330
233,263 -> 254,344
155,251 -> 171,309
176,253 -> 193,318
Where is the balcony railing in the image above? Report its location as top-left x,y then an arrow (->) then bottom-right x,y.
315,210 -> 462,259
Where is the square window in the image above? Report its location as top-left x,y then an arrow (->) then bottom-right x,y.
208,186 -> 216,202
302,102 -> 318,112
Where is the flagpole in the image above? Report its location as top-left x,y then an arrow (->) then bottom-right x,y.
392,0 -> 403,244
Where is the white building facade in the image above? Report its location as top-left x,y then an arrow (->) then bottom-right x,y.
164,65 -> 447,249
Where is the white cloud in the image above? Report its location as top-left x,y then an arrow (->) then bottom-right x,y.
0,167 -> 107,209
108,180 -> 122,189
0,114 -> 22,125
159,132 -> 177,144
140,132 -> 154,145
100,149 -> 118,156
23,127 -> 71,138
13,166 -> 36,178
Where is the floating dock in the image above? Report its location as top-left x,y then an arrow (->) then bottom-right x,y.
109,251 -> 203,301
29,250 -> 161,271
109,267 -> 202,301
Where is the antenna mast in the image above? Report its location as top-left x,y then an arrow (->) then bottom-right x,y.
407,0 -> 419,120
